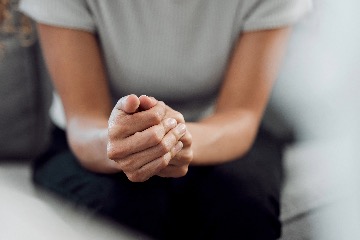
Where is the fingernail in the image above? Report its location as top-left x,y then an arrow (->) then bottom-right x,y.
174,141 -> 183,153
175,123 -> 186,135
164,118 -> 177,128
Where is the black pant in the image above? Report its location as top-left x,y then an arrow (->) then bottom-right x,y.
33,126 -> 285,240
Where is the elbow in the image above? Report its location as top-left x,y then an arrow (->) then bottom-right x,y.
236,115 -> 261,159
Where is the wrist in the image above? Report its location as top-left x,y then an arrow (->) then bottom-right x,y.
187,113 -> 257,165
67,118 -> 122,174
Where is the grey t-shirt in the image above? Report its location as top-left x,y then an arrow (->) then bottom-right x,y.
20,0 -> 312,133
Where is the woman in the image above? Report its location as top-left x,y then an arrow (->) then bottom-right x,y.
20,1 -> 312,239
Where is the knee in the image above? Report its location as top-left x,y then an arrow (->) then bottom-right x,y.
204,183 -> 281,239
33,154 -> 118,213
194,166 -> 282,239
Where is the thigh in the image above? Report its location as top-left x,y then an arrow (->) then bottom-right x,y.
168,128 -> 285,240
34,127 -> 285,240
32,127 -> 172,239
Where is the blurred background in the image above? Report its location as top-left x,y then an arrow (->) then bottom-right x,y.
1,0 -> 359,239
270,0 -> 360,239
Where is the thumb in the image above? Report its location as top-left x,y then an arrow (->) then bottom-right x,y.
139,95 -> 158,111
115,94 -> 140,114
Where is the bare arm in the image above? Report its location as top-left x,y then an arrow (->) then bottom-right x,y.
38,24 -> 186,179
38,23 -> 292,177
187,27 -> 292,165
37,24 -> 118,173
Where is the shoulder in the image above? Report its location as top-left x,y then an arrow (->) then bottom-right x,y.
239,0 -> 313,32
19,0 -> 96,32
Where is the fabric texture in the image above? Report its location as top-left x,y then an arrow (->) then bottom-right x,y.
16,1 -> 312,239
19,0 -> 312,137
0,17 -> 53,160
33,126 -> 286,240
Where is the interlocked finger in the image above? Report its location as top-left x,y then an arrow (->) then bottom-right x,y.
107,117 -> 177,160
126,152 -> 173,182
109,101 -> 167,138
114,123 -> 186,172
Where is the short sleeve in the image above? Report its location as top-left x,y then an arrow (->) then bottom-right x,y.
19,0 -> 95,32
241,0 -> 313,31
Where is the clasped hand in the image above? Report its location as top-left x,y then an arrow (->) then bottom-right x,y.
107,94 -> 193,182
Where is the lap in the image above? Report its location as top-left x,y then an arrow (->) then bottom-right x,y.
170,128 -> 284,239
32,126 -> 285,240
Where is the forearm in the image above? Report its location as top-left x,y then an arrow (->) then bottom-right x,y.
36,24 -> 119,173
187,109 -> 259,165
67,117 -> 121,174
188,28 -> 292,165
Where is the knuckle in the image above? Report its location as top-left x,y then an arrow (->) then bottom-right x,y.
107,128 -> 118,140
120,123 -> 132,134
108,112 -> 118,127
156,171 -> 166,178
178,167 -> 188,177
174,111 -> 185,123
181,150 -> 193,163
109,113 -> 124,126
157,101 -> 166,108
181,133 -> 193,146
117,160 -> 133,172
169,131 -> 179,144
127,172 -> 145,182
158,156 -> 169,168
148,127 -> 164,145
106,143 -> 117,159
127,174 -> 138,182
150,111 -> 163,124
108,124 -> 129,139
107,143 -> 127,159
158,141 -> 172,154
187,150 -> 194,161
107,129 -> 116,140
167,166 -> 188,178
107,151 -> 116,160
148,104 -> 165,124
132,131 -> 143,140
118,124 -> 130,134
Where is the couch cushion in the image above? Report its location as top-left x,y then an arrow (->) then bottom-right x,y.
280,138 -> 357,222
0,34 -> 53,160
0,161 -> 148,240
